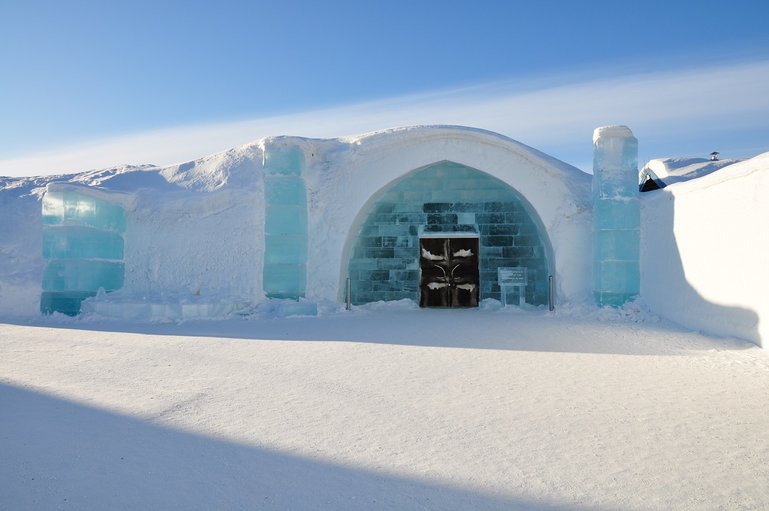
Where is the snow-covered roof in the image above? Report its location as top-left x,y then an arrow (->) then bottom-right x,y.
639,156 -> 741,190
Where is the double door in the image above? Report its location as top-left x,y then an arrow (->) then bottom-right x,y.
419,237 -> 479,307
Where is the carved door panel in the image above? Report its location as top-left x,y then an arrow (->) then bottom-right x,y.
419,237 -> 479,308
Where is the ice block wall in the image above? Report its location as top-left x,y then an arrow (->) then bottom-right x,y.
40,187 -> 126,315
262,144 -> 308,299
348,161 -> 550,305
592,125 -> 640,306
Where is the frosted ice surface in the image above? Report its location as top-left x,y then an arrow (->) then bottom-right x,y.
594,229 -> 640,261
264,235 -> 307,264
40,188 -> 126,315
263,145 -> 304,176
265,205 -> 308,235
262,147 -> 309,300
43,226 -> 124,260
593,199 -> 640,230
42,191 -> 126,232
42,260 -> 124,292
264,176 -> 307,205
263,263 -> 307,298
592,126 -> 640,307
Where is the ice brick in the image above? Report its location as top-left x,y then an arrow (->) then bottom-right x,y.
594,229 -> 640,262
263,145 -> 304,176
264,235 -> 307,265
40,291 -> 96,316
42,260 -> 124,292
42,191 -> 126,232
593,199 -> 640,231
43,226 -> 124,260
265,205 -> 308,235
263,263 -> 306,298
264,176 -> 307,205
594,260 -> 640,294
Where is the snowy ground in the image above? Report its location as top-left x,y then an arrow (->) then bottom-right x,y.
2,305 -> 769,510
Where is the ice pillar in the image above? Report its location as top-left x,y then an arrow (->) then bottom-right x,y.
592,125 -> 640,307
40,186 -> 126,315
262,144 -> 309,299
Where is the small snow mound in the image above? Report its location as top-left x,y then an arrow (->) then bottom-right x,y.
479,298 -> 503,311
555,297 -> 660,323
159,142 -> 263,192
593,125 -> 634,143
356,299 -> 421,311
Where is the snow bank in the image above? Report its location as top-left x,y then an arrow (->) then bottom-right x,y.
641,152 -> 769,346
0,177 -> 47,315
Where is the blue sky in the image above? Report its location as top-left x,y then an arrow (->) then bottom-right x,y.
2,0 -> 769,176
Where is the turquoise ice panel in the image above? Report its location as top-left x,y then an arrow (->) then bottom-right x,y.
593,199 -> 640,230
263,168 -> 308,299
264,235 -> 307,264
593,137 -> 639,198
592,131 -> 640,307
593,171 -> 639,198
40,291 -> 97,316
348,161 -> 550,305
594,229 -> 639,262
594,260 -> 640,294
264,177 -> 307,205
263,146 -> 304,176
42,191 -> 126,232
265,205 -> 308,235
43,226 -> 124,260
42,260 -> 124,292
593,137 -> 638,172
263,263 -> 306,299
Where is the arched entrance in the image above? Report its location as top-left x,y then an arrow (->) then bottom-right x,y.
344,161 -> 553,306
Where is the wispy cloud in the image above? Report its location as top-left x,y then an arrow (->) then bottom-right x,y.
3,58 -> 769,177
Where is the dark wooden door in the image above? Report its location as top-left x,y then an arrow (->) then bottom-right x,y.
419,237 -> 479,308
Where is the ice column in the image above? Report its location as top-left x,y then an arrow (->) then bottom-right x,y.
40,186 -> 126,315
592,126 -> 640,306
262,144 -> 309,299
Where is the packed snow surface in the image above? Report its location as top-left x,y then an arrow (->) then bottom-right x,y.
2,304 -> 769,510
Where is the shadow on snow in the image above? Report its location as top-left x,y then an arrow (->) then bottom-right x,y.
0,383 -> 597,511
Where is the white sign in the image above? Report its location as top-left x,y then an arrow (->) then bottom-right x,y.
498,267 -> 527,286
498,267 -> 527,306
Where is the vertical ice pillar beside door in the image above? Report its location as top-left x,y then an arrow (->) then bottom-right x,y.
262,144 -> 309,299
592,126 -> 640,306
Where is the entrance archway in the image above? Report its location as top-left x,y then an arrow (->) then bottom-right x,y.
344,161 -> 553,306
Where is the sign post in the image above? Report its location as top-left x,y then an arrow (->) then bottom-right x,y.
498,267 -> 527,306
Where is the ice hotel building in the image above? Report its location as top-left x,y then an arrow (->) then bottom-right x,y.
30,125 -> 768,346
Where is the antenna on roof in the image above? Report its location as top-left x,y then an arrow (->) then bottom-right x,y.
710,151 -> 719,161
